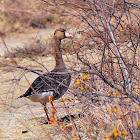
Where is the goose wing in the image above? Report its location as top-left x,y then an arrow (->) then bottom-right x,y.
20,73 -> 71,98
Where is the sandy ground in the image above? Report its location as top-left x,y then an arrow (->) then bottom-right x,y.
0,29 -> 80,139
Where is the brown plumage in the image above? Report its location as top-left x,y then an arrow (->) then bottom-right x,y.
18,28 -> 73,124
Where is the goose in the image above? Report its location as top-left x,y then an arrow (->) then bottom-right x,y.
18,29 -> 73,124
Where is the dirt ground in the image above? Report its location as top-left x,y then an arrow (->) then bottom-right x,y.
0,28 -> 80,139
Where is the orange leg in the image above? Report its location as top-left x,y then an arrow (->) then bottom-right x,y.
48,96 -> 59,124
43,105 -> 50,122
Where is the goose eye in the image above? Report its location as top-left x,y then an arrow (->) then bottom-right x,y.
60,30 -> 65,32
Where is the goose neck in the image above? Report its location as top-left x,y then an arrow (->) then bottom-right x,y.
53,38 -> 67,71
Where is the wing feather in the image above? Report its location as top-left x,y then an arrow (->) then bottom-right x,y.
22,72 -> 71,98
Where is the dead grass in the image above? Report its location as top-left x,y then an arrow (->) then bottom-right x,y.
1,47 -> 139,139
4,37 -> 52,58
0,0 -> 61,34
0,0 -> 140,139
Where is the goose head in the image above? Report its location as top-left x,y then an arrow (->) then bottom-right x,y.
54,28 -> 73,40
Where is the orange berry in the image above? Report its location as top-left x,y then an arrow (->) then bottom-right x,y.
115,90 -> 120,95
137,121 -> 140,127
76,79 -> 80,85
113,108 -> 117,113
118,115 -> 122,119
113,127 -> 117,133
87,74 -> 90,77
122,132 -> 128,136
73,137 -> 77,140
83,75 -> 87,81
109,109 -> 112,113
114,132 -> 118,137
81,87 -> 85,91
108,91 -> 113,95
105,138 -> 110,140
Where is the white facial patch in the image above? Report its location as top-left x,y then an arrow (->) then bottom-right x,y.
65,32 -> 73,38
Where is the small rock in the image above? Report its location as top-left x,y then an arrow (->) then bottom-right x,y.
22,130 -> 29,134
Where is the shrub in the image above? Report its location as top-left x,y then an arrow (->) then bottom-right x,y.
4,37 -> 52,58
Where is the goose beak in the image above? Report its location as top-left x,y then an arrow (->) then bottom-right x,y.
65,32 -> 73,38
